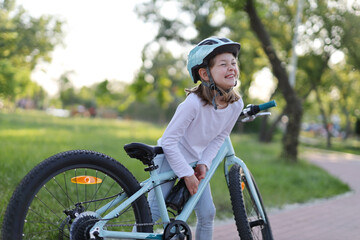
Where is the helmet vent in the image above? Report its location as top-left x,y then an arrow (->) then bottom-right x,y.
198,39 -> 218,46
219,38 -> 231,42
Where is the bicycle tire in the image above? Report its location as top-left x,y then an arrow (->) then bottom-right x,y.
2,150 -> 153,240
228,164 -> 273,240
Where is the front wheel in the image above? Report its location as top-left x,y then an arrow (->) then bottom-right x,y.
228,164 -> 273,240
2,150 -> 153,240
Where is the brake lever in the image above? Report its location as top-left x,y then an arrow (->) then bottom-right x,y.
240,112 -> 271,123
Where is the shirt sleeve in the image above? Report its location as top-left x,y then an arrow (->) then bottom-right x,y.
161,96 -> 198,178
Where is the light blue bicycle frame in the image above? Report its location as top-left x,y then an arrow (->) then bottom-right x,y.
89,136 -> 267,239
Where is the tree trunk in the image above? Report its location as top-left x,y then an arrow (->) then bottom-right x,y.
245,0 -> 303,162
342,107 -> 351,140
259,116 -> 270,142
259,110 -> 284,143
339,97 -> 351,140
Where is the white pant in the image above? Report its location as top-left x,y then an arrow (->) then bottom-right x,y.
148,154 -> 216,240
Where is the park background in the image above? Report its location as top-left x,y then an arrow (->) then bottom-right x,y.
1,0 -> 360,231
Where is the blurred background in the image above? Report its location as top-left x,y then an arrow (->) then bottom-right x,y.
1,0 -> 360,160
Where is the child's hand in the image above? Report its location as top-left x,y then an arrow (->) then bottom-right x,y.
195,164 -> 207,181
183,175 -> 199,195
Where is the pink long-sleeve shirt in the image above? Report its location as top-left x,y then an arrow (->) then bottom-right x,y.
160,93 -> 244,178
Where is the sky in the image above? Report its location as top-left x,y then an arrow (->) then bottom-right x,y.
16,0 -> 157,96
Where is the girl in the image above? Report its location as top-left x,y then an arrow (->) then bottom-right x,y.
148,37 -> 244,239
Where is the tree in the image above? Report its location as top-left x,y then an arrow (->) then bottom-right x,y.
356,117 -> 360,140
221,0 -> 360,158
295,1 -> 360,146
130,43 -> 190,122
0,0 -> 64,98
341,7 -> 360,70
0,59 -> 16,97
57,71 -> 77,108
223,0 -> 303,161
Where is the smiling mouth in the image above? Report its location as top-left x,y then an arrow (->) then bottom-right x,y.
225,74 -> 235,79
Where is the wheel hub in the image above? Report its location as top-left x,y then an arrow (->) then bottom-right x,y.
163,220 -> 192,240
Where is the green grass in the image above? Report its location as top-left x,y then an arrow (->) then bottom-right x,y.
0,110 -> 350,228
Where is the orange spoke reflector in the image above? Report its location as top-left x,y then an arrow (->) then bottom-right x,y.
71,176 -> 102,184
241,182 -> 245,190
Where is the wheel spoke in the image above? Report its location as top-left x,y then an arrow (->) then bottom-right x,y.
54,174 -> 76,207
63,172 -> 71,208
42,183 -> 68,210
33,195 -> 63,221
74,169 -> 79,203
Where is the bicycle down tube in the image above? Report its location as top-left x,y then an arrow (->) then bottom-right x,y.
90,135 -> 266,239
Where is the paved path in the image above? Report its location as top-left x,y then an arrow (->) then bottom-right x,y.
212,150 -> 360,240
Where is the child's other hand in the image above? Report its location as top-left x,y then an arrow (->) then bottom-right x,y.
195,164 -> 207,181
183,175 -> 199,195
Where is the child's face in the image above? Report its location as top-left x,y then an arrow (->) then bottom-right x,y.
210,52 -> 239,90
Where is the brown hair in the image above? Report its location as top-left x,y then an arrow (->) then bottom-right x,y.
185,84 -> 240,106
185,53 -> 241,106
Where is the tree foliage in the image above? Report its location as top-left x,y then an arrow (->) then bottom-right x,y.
131,0 -> 226,120
131,45 -> 188,108
0,0 -> 64,99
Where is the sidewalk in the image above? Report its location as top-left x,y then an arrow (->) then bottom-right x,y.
213,150 -> 360,240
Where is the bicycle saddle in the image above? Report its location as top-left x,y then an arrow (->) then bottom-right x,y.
124,142 -> 163,166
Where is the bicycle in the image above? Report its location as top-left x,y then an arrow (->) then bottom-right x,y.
2,100 -> 276,240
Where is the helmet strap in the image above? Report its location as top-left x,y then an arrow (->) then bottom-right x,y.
205,66 -> 216,91
204,66 -> 223,110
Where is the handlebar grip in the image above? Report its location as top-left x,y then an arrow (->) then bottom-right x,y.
240,100 -> 277,117
258,100 -> 277,111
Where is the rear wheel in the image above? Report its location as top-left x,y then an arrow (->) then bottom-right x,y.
2,150 -> 153,240
228,164 -> 273,240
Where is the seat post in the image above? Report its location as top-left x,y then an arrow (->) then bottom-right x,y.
144,161 -> 158,172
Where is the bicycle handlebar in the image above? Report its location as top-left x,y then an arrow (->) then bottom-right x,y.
240,100 -> 277,117
259,100 -> 277,111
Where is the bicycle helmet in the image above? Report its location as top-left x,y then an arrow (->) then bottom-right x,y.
187,37 -> 241,83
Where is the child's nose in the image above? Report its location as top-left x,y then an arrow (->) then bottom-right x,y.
228,65 -> 236,71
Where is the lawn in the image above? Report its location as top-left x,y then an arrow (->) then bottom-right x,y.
0,110 -> 350,228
